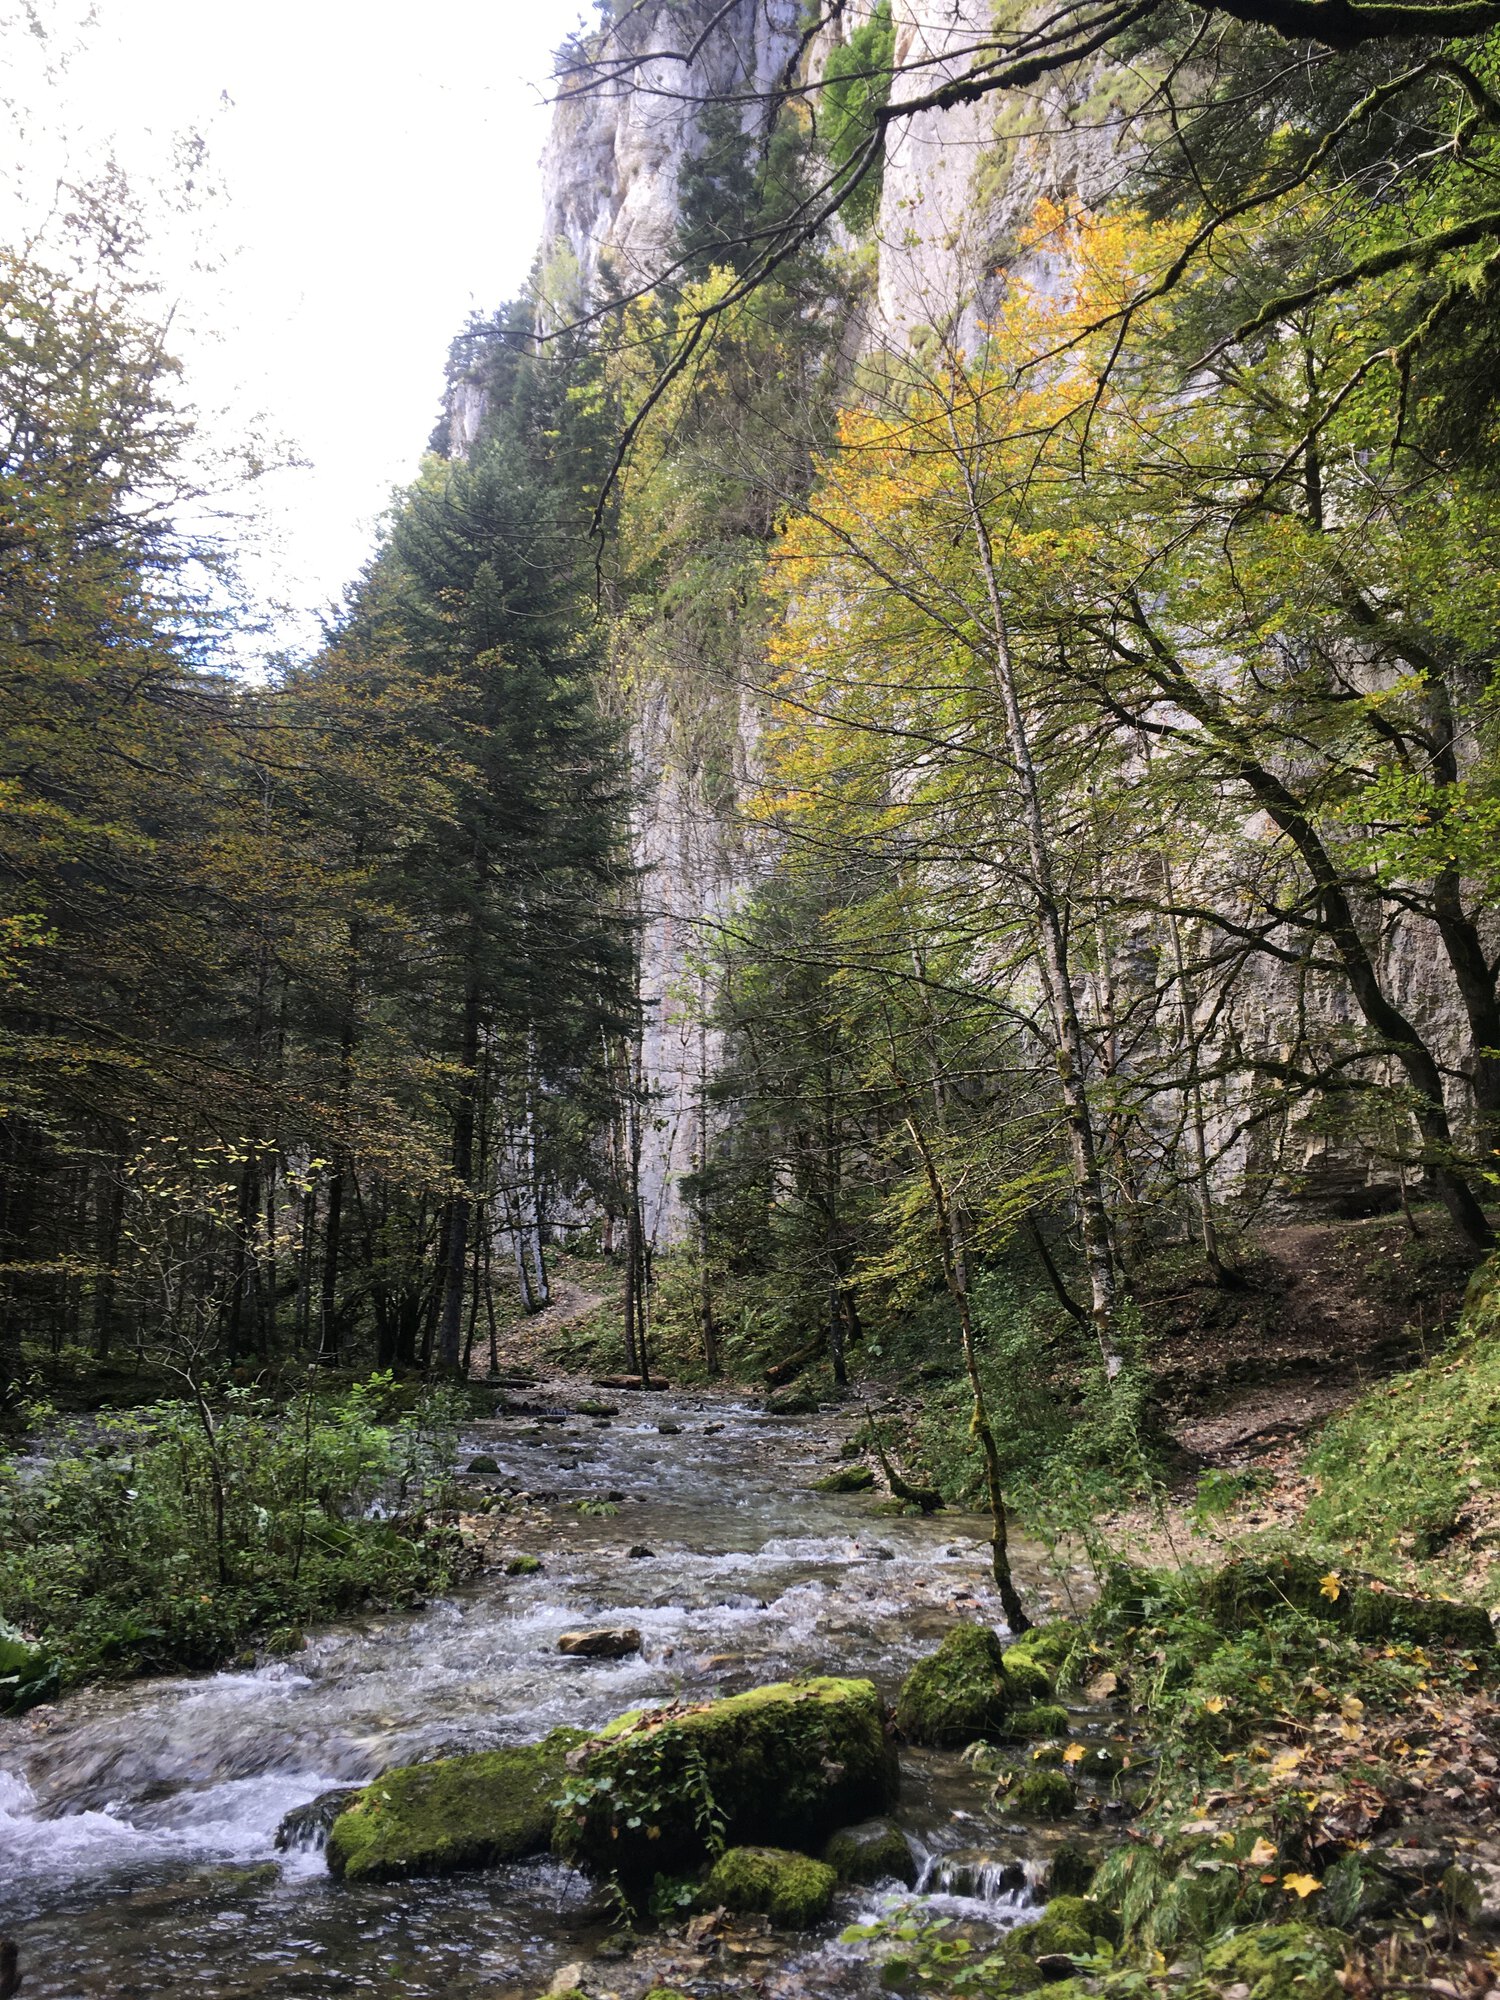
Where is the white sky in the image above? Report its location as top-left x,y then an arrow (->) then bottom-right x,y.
7,0 -> 591,660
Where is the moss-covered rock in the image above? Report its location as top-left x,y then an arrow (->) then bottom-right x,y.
1347,1583 -> 1493,1651
1045,1843 -> 1097,1895
766,1387 -> 819,1416
554,1676 -> 896,1882
1006,1621 -> 1075,1673
895,1624 -> 1047,1745
1200,1922 -> 1348,2000
1203,1552 -> 1493,1652
812,1466 -> 875,1492
504,1554 -> 542,1576
823,1817 -> 917,1886
1000,1702 -> 1071,1740
574,1399 -> 619,1418
326,1729 -> 585,1882
466,1454 -> 500,1474
1007,1769 -> 1076,1818
703,1845 -> 837,1926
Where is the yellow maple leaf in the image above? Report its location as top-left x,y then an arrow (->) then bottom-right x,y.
1283,1873 -> 1322,1899
1339,1695 -> 1364,1722
1203,1695 -> 1227,1714
1319,1573 -> 1342,1602
1248,1837 -> 1278,1866
1269,1748 -> 1304,1778
1062,1743 -> 1086,1764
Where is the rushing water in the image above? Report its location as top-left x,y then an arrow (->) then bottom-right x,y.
0,1389 -> 1095,1998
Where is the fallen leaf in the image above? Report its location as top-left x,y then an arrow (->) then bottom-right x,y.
1320,1574 -> 1342,1603
1204,1695 -> 1228,1714
1249,1837 -> 1278,1866
1340,1695 -> 1364,1721
1062,1743 -> 1086,1765
1283,1873 -> 1323,1899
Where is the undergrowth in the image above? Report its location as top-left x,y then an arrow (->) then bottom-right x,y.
0,1374 -> 466,1690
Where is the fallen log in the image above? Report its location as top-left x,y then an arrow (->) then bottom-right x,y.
592,1374 -> 671,1391
867,1417 -> 945,1514
764,1336 -> 824,1387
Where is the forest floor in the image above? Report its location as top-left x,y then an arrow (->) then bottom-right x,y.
459,1211 -> 1492,1603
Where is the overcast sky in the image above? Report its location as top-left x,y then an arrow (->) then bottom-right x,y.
8,0 -> 590,658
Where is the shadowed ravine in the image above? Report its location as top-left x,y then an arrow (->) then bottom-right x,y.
0,1393 -> 1087,1997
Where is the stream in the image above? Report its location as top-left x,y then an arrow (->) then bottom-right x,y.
0,1389 -> 1097,1998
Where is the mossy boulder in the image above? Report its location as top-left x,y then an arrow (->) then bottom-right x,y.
766,1387 -> 819,1416
823,1817 -> 917,1886
703,1845 -> 837,1926
554,1676 -> 896,1883
998,1894 -> 1119,1980
1200,1923 -> 1348,2000
1001,1703 -> 1071,1740
466,1454 -> 500,1474
1045,1843 -> 1097,1895
1008,1769 -> 1076,1819
574,1399 -> 618,1418
895,1624 -> 1048,1746
813,1466 -> 875,1493
505,1554 -> 542,1576
326,1729 -> 585,1882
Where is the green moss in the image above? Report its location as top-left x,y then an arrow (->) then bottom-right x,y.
466,1454 -> 499,1473
1006,1620 -> 1076,1672
1046,1843 -> 1097,1895
554,1676 -> 895,1882
704,1845 -> 837,1926
823,1817 -> 917,1886
1001,1702 -> 1071,1740
1201,1922 -> 1348,2000
1201,1553 -> 1493,1652
812,1466 -> 875,1492
504,1554 -> 542,1576
1008,1769 -> 1076,1818
896,1623 -> 1043,1745
326,1729 -> 584,1882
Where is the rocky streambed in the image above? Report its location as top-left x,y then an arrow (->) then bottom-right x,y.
0,1387 -> 1118,1998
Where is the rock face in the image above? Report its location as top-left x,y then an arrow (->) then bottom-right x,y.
325,1731 -> 585,1881
553,1675 -> 897,1881
500,4 -> 1488,1241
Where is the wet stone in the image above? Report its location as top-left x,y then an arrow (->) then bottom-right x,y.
558,1628 -> 642,1659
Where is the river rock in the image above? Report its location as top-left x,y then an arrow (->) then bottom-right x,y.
895,1624 -> 1052,1746
657,1421 -> 682,1435
822,1817 -> 917,1887
702,1845 -> 837,1927
573,1399 -> 618,1418
325,1730 -> 585,1881
466,1455 -> 500,1474
765,1387 -> 818,1416
275,1787 -> 361,1853
554,1675 -> 897,1884
626,1544 -> 654,1559
558,1628 -> 642,1658
812,1465 -> 874,1492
